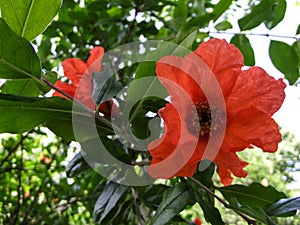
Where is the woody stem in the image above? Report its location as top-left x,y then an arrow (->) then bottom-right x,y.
189,177 -> 257,225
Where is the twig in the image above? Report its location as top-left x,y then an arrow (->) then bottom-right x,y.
203,30 -> 300,41
189,177 -> 257,225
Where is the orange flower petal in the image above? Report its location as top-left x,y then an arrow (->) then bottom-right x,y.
194,38 -> 244,96
226,66 -> 286,115
215,152 -> 248,186
87,46 -> 104,72
62,58 -> 87,86
156,56 -> 206,104
52,80 -> 76,99
224,107 -> 282,153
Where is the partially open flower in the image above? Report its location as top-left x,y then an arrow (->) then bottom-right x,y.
52,47 -> 113,115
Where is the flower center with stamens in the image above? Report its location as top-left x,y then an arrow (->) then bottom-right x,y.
188,102 -> 225,136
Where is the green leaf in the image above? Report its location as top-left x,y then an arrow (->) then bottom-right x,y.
198,199 -> 225,225
269,40 -> 299,84
149,182 -> 190,225
0,0 -> 62,40
176,27 -> 198,50
46,113 -> 114,142
238,0 -> 273,30
236,205 -> 276,225
94,182 -> 128,223
91,71 -> 123,105
293,40 -> 300,68
215,21 -> 233,31
265,196 -> 300,217
194,160 -> 215,188
45,116 -> 76,141
219,183 -> 287,209
0,19 -> 41,81
231,34 -> 255,66
0,79 -> 41,96
297,24 -> 300,35
0,94 -> 72,133
264,0 -> 286,29
66,152 -> 90,177
212,0 -> 232,21
143,184 -> 170,209
173,0 -> 187,29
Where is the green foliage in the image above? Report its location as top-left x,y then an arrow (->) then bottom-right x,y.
230,34 -> 255,66
0,0 -> 62,41
269,40 -> 299,84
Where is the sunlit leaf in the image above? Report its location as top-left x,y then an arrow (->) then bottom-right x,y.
0,0 -> 62,40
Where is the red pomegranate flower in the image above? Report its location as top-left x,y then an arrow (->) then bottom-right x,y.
194,218 -> 202,225
147,38 -> 286,185
53,47 -> 112,115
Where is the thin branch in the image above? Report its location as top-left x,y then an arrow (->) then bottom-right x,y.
131,187 -> 144,225
203,30 -> 300,41
189,177 -> 257,225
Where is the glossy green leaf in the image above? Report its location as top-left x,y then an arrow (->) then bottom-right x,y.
91,71 -> 122,105
0,94 -> 72,133
94,182 -> 128,223
215,21 -> 233,31
0,0 -> 62,40
66,152 -> 90,177
45,116 -> 76,141
0,19 -> 41,81
238,0 -> 272,30
219,183 -> 287,209
265,196 -> 300,217
149,182 -> 190,225
46,113 -> 114,142
269,40 -> 299,84
0,79 -> 41,96
231,34 -> 255,66
264,0 -> 286,29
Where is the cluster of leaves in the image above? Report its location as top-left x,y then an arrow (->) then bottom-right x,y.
0,0 -> 300,224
